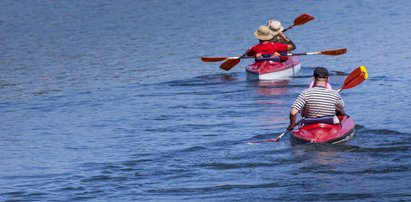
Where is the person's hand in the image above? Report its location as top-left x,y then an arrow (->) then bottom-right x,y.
271,52 -> 280,57
277,32 -> 286,38
287,123 -> 296,131
256,53 -> 263,58
278,32 -> 290,43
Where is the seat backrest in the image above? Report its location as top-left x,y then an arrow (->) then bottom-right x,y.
303,116 -> 340,125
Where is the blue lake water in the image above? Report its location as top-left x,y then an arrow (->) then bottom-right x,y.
1,0 -> 410,201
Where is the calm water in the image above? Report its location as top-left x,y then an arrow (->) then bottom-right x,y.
1,0 -> 410,201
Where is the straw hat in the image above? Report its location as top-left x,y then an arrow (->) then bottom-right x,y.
253,25 -> 273,41
267,20 -> 284,36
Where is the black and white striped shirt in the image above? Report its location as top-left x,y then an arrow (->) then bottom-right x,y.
291,87 -> 344,118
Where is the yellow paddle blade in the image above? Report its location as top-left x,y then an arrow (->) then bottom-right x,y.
360,65 -> 368,79
339,65 -> 368,91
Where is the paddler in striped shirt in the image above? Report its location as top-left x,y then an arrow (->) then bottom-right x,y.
287,67 -> 345,130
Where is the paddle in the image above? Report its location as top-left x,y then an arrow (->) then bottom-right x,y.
283,13 -> 315,32
288,48 -> 347,56
201,56 -> 243,62
202,48 -> 347,63
220,48 -> 346,70
249,65 -> 368,144
248,119 -> 304,144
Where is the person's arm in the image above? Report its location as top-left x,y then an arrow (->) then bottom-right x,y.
246,47 -> 255,57
246,44 -> 259,57
335,95 -> 346,115
288,91 -> 306,130
287,108 -> 299,130
278,32 -> 296,51
286,39 -> 296,51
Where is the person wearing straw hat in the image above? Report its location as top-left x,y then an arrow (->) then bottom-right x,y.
267,20 -> 294,61
246,25 -> 296,62
267,20 -> 289,44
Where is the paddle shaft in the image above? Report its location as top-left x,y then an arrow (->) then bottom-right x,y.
275,131 -> 289,141
250,119 -> 303,144
288,52 -> 329,56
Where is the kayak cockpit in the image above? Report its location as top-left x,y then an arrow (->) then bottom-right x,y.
291,115 -> 355,144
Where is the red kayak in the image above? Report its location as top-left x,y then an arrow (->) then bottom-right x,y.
290,115 -> 355,144
246,56 -> 301,80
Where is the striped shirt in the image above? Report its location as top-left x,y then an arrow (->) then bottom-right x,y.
291,87 -> 344,118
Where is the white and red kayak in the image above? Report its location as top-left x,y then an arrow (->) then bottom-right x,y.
246,56 -> 301,80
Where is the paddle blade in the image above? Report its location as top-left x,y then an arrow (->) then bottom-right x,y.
266,138 -> 280,142
220,59 -> 241,71
201,57 -> 228,62
247,130 -> 294,144
249,137 -> 280,144
201,56 -> 241,62
319,48 -> 347,56
339,65 -> 368,91
293,14 -> 315,26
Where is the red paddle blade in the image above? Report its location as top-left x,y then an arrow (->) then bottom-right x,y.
248,137 -> 280,144
265,137 -> 281,142
319,48 -> 347,56
340,66 -> 368,91
201,56 -> 240,62
201,57 -> 228,62
293,13 -> 315,26
248,129 -> 294,144
220,59 -> 241,71
283,13 -> 315,32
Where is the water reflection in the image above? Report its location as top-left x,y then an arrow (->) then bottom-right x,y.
254,79 -> 290,96
197,73 -> 239,83
291,143 -> 361,166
